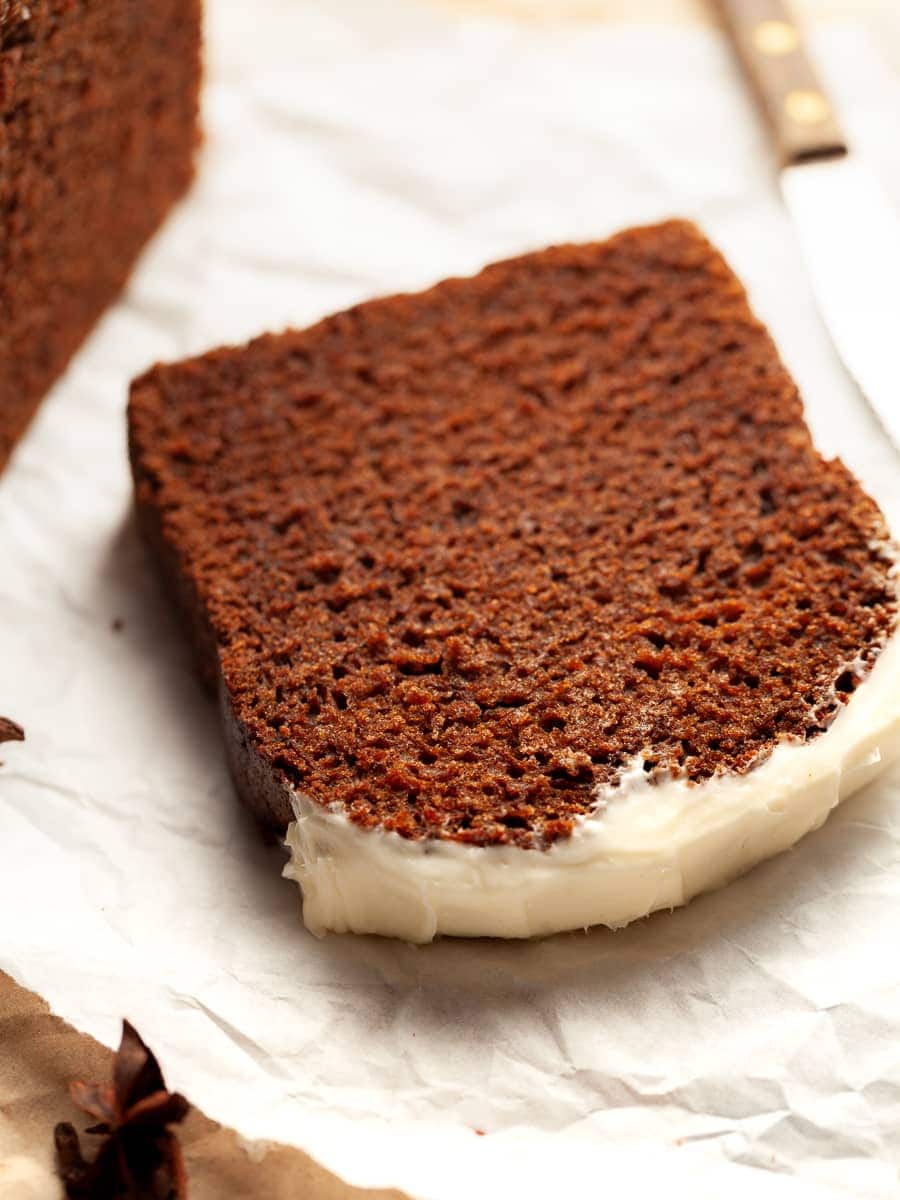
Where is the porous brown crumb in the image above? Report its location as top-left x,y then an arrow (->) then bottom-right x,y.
129,221 -> 898,848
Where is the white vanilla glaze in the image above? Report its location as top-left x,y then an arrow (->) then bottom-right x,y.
284,624 -> 900,942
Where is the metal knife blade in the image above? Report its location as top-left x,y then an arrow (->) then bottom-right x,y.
781,154 -> 900,452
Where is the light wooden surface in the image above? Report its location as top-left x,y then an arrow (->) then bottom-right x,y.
434,0 -> 893,28
433,0 -> 900,72
2,1 -> 898,1197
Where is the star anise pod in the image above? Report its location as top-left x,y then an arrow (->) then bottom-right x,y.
54,1020 -> 190,1199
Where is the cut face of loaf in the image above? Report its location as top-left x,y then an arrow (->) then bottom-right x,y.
128,220 -> 898,854
0,0 -> 201,470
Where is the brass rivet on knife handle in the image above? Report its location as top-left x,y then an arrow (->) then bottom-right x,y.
711,0 -> 847,166
783,88 -> 831,126
752,20 -> 798,56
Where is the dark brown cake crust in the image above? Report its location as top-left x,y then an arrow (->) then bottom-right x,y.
0,0 -> 201,471
129,221 -> 898,848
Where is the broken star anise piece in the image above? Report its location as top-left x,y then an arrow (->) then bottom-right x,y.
0,716 -> 24,743
54,1020 -> 190,1199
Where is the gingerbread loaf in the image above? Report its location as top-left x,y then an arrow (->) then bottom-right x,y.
0,0 -> 201,470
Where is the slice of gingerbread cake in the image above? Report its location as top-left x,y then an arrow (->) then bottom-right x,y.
128,220 -> 900,941
0,0 -> 201,471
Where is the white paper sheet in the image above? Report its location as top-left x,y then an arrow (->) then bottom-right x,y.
2,3 -> 900,1197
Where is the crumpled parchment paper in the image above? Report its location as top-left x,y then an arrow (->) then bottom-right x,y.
2,2 -> 900,1197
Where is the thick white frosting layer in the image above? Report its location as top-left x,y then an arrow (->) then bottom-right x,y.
284,625 -> 900,943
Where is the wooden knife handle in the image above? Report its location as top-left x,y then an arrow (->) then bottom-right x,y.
711,0 -> 847,165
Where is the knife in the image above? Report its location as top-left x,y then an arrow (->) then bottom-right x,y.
713,0 -> 900,453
